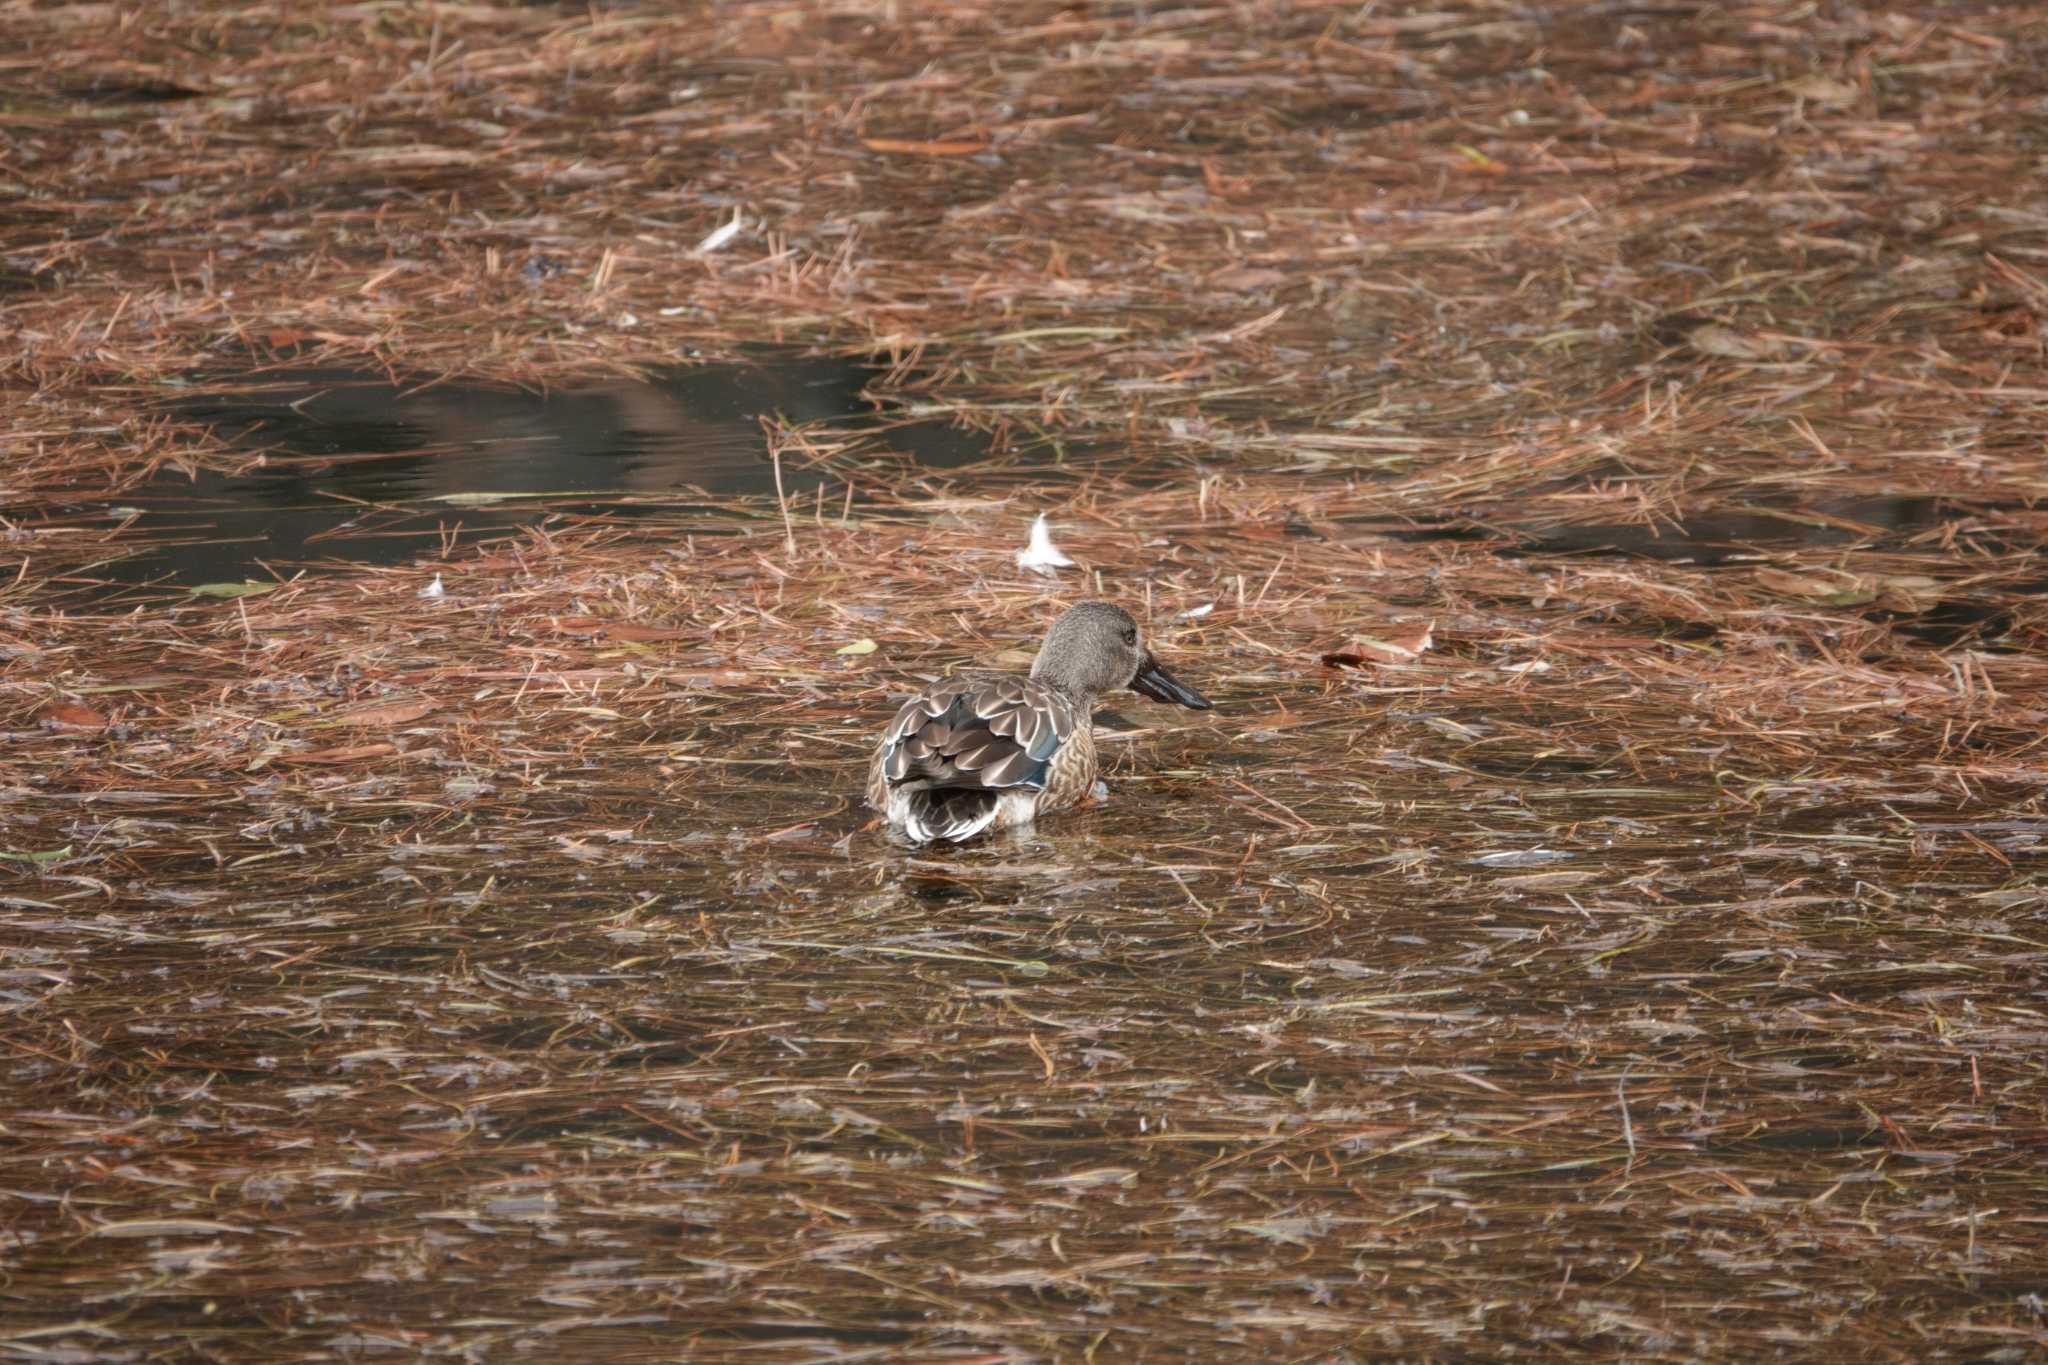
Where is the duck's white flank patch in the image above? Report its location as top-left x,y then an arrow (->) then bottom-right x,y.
887,788 -> 1041,843
996,790 -> 1040,828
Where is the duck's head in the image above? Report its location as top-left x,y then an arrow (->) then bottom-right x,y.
1030,600 -> 1212,709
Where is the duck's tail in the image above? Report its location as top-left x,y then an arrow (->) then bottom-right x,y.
893,784 -> 1001,843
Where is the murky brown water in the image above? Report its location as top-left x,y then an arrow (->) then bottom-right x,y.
4,479 -> 2042,1357
5,1 -> 2048,1358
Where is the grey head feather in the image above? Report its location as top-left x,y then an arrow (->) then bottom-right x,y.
1028,601 -> 1146,700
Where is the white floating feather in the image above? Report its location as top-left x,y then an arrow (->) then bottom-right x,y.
1015,514 -> 1075,575
695,211 -> 744,255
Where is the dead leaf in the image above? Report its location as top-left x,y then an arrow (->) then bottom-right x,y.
334,144 -> 479,168
1754,567 -> 1857,599
1686,324 -> 1787,360
1201,157 -> 1250,197
1876,585 -> 1941,613
281,743 -> 397,764
1981,306 -> 2039,340
1211,267 -> 1290,292
554,837 -> 611,863
328,699 -> 441,729
40,702 -> 108,730
1497,870 -> 1596,890
1321,620 -> 1435,669
549,616 -> 691,642
187,581 -> 276,599
0,846 -> 71,864
1783,75 -> 1859,108
1454,144 -> 1506,175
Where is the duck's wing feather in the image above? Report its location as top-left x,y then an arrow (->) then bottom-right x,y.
879,676 -> 1075,792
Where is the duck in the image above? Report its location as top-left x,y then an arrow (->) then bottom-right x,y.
867,600 -> 1212,843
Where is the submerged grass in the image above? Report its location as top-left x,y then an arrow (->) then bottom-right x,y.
3,2 -> 2048,1360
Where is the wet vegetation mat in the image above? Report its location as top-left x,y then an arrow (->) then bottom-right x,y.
3,2 -> 2047,1360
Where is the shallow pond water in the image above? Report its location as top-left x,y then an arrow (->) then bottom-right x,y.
66,352 -> 995,591
4,481 -> 2043,1357
4,339 -> 2045,1356
6,0 -> 2048,1354
5,658 -> 2042,1357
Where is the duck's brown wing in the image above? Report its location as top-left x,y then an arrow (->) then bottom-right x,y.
877,675 -> 1076,793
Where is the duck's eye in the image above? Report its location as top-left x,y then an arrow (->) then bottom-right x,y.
1122,627 -> 1138,645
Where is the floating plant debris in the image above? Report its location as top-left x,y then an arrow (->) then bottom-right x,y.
3,2 -> 2048,1360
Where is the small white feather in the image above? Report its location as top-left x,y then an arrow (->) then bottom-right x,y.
695,211 -> 744,255
418,573 -> 445,599
1015,514 -> 1075,575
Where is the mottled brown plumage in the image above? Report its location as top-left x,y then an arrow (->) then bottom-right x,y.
868,601 -> 1210,842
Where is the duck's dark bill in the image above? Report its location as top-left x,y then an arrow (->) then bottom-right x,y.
1131,654 -> 1213,709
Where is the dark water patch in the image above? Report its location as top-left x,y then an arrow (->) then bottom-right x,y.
1886,577 -> 2048,651
471,1016 -> 623,1056
1887,600 -> 2015,650
79,352 -> 991,594
1286,101 -> 1431,133
603,1041 -> 706,1070
1461,753 -> 1619,780
59,75 -> 207,104
901,874 -> 1021,910
325,942 -> 471,973
716,1323 -> 920,1346
1517,496 -> 1972,566
1344,517 -> 1497,545
1711,1123 -> 1885,1154
603,1018 -> 714,1069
